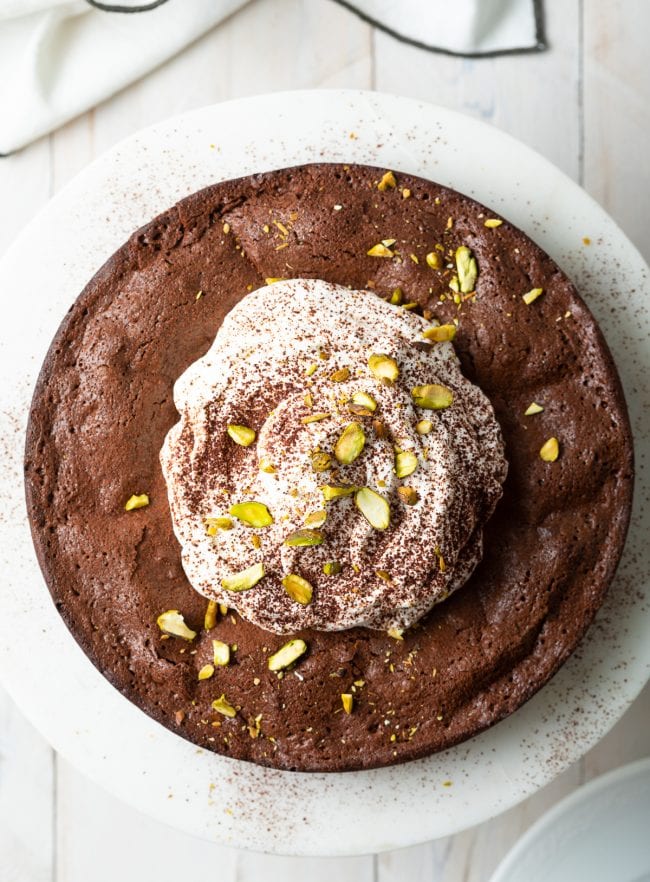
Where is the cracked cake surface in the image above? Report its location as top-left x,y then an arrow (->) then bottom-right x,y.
24,163 -> 633,772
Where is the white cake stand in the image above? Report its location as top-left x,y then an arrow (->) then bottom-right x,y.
0,91 -> 648,856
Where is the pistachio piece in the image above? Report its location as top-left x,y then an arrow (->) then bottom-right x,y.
389,287 -> 403,305
449,275 -> 460,294
540,437 -> 560,462
259,457 -> 276,473
282,573 -> 313,605
213,639 -> 231,666
321,484 -> 356,501
221,561 -> 265,592
156,610 -> 196,641
355,487 -> 390,530
367,243 -> 394,258
376,569 -> 392,582
423,323 -> 456,342
229,501 -> 273,527
397,486 -> 419,505
373,418 -> 387,438
125,493 -> 149,511
265,276 -> 286,284
204,516 -> 234,536
301,412 -> 330,424
227,424 -> 256,447
212,694 -> 237,718
304,510 -> 327,528
522,287 -> 544,305
426,251 -> 442,270
524,402 -> 544,416
268,638 -> 308,671
411,384 -> 454,410
283,529 -> 324,547
219,603 -> 229,616
306,363 -> 318,377
348,404 -> 374,417
387,627 -> 404,640
323,560 -> 342,576
368,353 -> 399,383
198,664 -> 215,681
334,422 -> 366,465
484,218 -> 503,228
455,246 -> 478,293
416,419 -> 433,435
341,693 -> 354,714
395,450 -> 418,478
377,171 -> 397,191
310,451 -> 332,473
352,391 -> 377,412
204,599 -> 218,630
330,367 -> 350,383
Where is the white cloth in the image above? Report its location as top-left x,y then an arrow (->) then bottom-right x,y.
0,0 -> 249,154
0,0 -> 541,155
339,0 -> 541,56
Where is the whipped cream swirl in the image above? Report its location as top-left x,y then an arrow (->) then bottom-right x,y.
161,279 -> 507,633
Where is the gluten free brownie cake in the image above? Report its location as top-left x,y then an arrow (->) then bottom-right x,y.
24,163 -> 633,772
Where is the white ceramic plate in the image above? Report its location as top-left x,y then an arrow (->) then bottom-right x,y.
489,758 -> 650,882
0,90 -> 648,856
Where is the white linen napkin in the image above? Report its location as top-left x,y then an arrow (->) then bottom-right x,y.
0,0 -> 249,154
0,0 -> 543,155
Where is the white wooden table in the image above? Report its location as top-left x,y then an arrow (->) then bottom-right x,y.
1,1 -> 649,879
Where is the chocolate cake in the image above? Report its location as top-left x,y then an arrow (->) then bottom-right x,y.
24,163 -> 633,772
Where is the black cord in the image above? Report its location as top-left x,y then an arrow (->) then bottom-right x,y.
85,0 -> 170,13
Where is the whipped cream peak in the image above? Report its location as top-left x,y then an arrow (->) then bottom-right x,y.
160,279 -> 507,633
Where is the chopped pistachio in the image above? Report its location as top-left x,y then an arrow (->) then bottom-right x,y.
304,510 -> 327,528
213,639 -> 231,666
367,242 -> 394,258
390,288 -> 403,305
416,419 -> 433,435
334,422 -> 366,465
219,603 -> 228,616
377,171 -> 397,191
156,610 -> 196,641
125,493 -> 149,511
259,457 -> 276,473
198,664 -> 215,681
303,391 -> 314,408
251,534 -> 261,549
348,403 -> 374,417
484,218 -> 503,228
455,246 -> 478,293
323,560 -> 342,576
423,323 -> 456,342
341,693 -> 354,714
426,251 -> 442,270
311,451 -> 332,472
355,487 -> 390,530
368,353 -> 399,383
268,638 -> 308,671
227,424 -> 256,447
524,402 -> 544,416
265,277 -> 286,284
301,412 -> 330,424
282,573 -> 313,605
352,391 -> 377,412
322,484 -> 356,501
212,694 -> 237,718
283,528 -> 324,547
204,600 -> 218,630
402,188 -> 411,199
387,627 -> 404,641
221,561 -> 265,592
376,569 -> 392,582
540,437 -> 560,462
229,501 -> 273,527
402,301 -> 418,310
411,384 -> 454,410
204,516 -> 234,534
449,275 -> 460,293
523,287 -> 544,305
330,367 -> 350,383
306,363 -> 318,377
395,450 -> 418,478
397,486 -> 419,505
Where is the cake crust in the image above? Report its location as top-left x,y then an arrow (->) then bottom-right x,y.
24,163 -> 633,772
